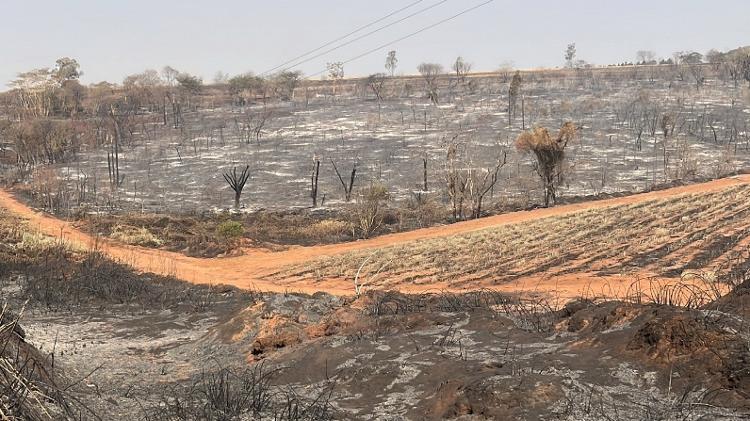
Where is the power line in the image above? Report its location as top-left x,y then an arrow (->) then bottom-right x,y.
265,0 -> 451,76
260,0 -> 426,76
306,0 -> 494,80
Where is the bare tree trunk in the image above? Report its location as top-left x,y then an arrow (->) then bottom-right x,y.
662,135 -> 669,183
508,95 -> 512,127
311,159 -> 320,207
174,102 -> 181,129
331,159 -> 357,202
107,152 -> 113,187
109,109 -> 122,187
162,97 -> 168,126
347,165 -> 357,200
652,134 -> 658,186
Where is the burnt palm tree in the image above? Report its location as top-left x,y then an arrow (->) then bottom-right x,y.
223,165 -> 251,209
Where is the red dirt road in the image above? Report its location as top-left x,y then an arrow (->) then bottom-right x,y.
4,175 -> 750,299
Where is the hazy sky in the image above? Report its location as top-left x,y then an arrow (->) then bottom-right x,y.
2,0 -> 749,88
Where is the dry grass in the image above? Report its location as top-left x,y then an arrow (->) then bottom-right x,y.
110,224 -> 164,247
141,362 -> 337,421
0,305 -> 99,420
272,184 -> 750,291
0,207 -> 252,312
81,210 -> 361,256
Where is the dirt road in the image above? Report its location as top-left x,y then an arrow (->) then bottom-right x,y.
4,175 -> 750,299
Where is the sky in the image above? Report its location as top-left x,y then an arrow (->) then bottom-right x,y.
2,0 -> 749,88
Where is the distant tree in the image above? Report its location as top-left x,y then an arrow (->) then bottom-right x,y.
85,81 -> 117,118
705,49 -> 724,67
223,165 -> 251,209
660,114 -> 675,139
680,51 -> 704,65
123,69 -> 162,88
176,73 -> 203,94
565,43 -> 577,68
159,66 -> 182,126
574,59 -> 590,69
57,78 -> 86,117
367,73 -> 387,120
660,114 -> 676,179
508,71 -> 522,125
417,63 -> 443,104
326,62 -> 345,99
11,69 -> 54,119
636,50 -> 656,65
122,69 -> 162,112
52,57 -> 82,83
227,73 -> 264,105
326,62 -> 344,80
689,66 -> 706,89
678,52 -> 705,89
273,70 -> 303,100
161,66 -> 180,87
452,56 -> 472,83
741,53 -> 750,86
672,51 -> 687,65
11,118 -> 79,166
443,135 -> 469,220
8,57 -> 84,120
497,61 -> 515,82
385,50 -> 398,77
164,72 -> 202,127
234,108 -> 272,145
721,50 -> 749,87
213,71 -> 229,84
515,122 -> 578,207
106,99 -> 135,188
367,73 -> 387,101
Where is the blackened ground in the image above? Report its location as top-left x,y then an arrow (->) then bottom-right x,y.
3,205 -> 750,420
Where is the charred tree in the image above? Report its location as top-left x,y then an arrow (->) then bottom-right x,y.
311,158 -> 321,207
469,152 -> 507,219
331,159 -> 357,202
515,122 -> 578,207
223,165 -> 251,209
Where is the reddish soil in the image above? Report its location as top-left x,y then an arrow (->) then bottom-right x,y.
4,174 -> 750,299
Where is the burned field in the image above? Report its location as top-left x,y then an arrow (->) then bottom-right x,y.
34,68 -> 750,215
0,0 -> 749,418
2,207 -> 750,420
2,61 -> 750,420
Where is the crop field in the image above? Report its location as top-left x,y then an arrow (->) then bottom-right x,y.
52,68 -> 750,213
272,183 -> 750,292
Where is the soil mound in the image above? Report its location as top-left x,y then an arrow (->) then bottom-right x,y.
558,299 -> 750,408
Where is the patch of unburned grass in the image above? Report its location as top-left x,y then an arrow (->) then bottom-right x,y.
110,224 -> 164,247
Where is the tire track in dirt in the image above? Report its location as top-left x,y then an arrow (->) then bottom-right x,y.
3,175 -> 750,299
